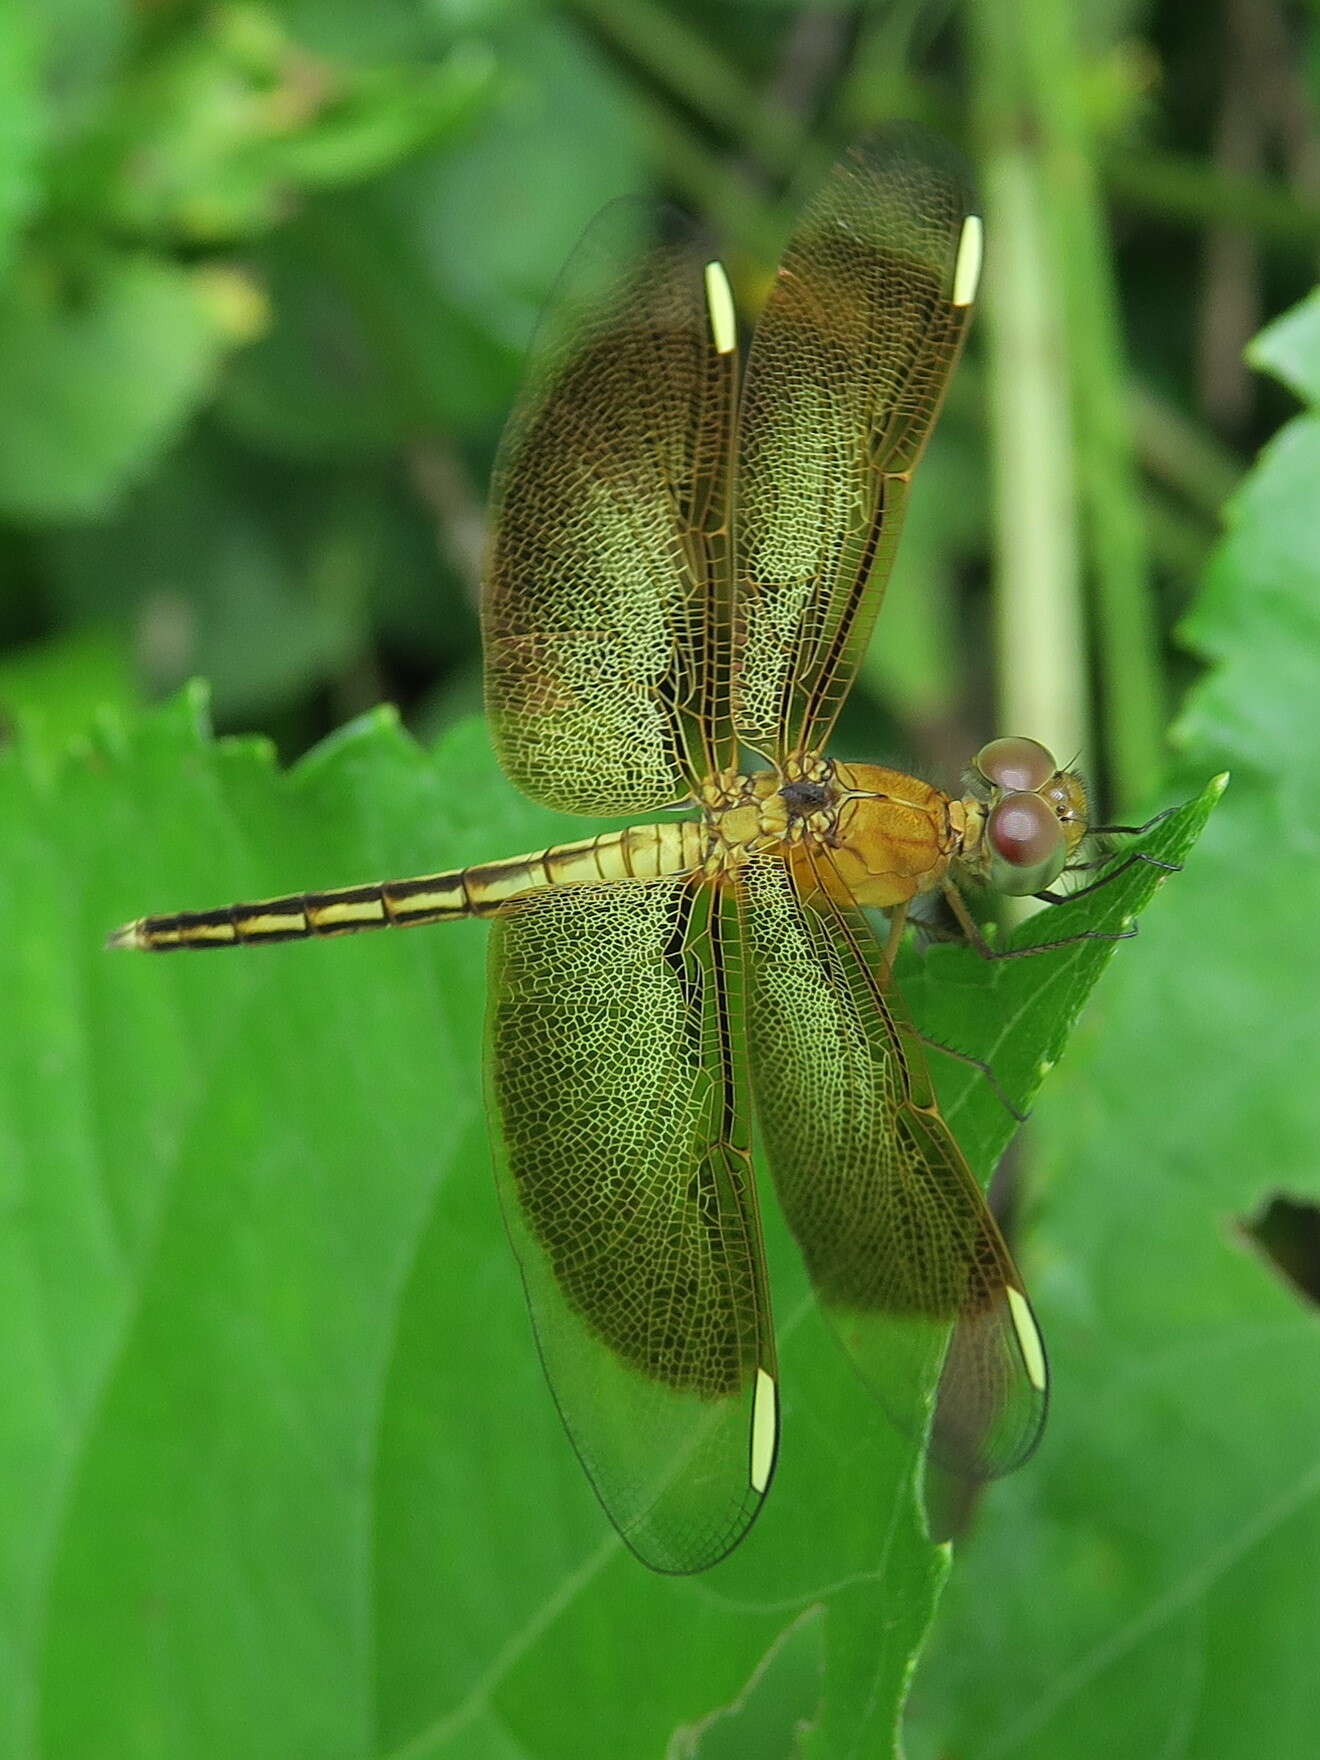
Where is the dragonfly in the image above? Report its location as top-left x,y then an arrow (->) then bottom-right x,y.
110,129 -> 1135,1575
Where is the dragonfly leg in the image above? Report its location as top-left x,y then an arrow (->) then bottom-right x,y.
1066,848 -> 1181,875
1088,804 -> 1180,838
879,900 -> 909,982
1044,805 -> 1184,896
916,1031 -> 1028,1124
1044,802 -> 1184,896
940,882 -> 995,957
1046,849 -> 1180,905
941,880 -> 1137,961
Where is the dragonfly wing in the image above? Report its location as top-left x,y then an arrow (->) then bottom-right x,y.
485,202 -> 738,816
736,851 -> 1047,1479
486,874 -> 778,1573
732,127 -> 978,760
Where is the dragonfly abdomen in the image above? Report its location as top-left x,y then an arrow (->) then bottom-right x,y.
107,821 -> 704,951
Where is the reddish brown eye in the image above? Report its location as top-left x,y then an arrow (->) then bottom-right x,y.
975,736 -> 1057,795
986,792 -> 1067,896
990,794 -> 1056,863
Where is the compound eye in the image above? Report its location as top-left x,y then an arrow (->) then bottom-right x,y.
987,792 -> 1067,896
975,736 -> 1057,795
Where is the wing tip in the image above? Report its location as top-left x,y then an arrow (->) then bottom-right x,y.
1005,1284 -> 1048,1394
750,1367 -> 779,1494
952,213 -> 983,307
704,260 -> 738,355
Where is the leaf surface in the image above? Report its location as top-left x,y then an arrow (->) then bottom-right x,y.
1,690 -> 1210,1759
908,293 -> 1320,1760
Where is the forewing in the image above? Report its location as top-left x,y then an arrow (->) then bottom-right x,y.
732,128 -> 978,759
484,203 -> 738,816
736,851 -> 1047,1479
486,875 -> 778,1573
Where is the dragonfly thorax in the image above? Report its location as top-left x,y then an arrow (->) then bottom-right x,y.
699,768 -> 820,871
696,759 -> 962,907
824,761 -> 961,907
780,778 -> 831,817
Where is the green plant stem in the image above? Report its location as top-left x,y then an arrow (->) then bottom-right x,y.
568,0 -> 808,179
1021,0 -> 1167,808
956,355 -> 1237,562
633,95 -> 784,261
832,0 -> 954,135
1105,147 -> 1320,251
970,8 -> 1091,779
1129,381 -> 1242,518
1142,492 -> 1216,587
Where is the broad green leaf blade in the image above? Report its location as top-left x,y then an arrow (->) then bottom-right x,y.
2,697 -> 943,1760
908,294 -> 1320,1760
897,783 -> 1220,1180
0,625 -> 132,756
676,1608 -> 825,1758
0,0 -> 41,279
1,692 -> 1205,1758
0,255 -> 225,522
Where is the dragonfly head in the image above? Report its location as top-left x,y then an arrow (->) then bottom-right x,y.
959,737 -> 1089,897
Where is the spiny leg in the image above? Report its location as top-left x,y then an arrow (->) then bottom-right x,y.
1033,846 -> 1177,907
916,1032 -> 1028,1124
1043,803 -> 1185,899
941,880 -> 1137,963
1088,805 -> 1180,838
879,900 -> 909,981
880,899 -> 1024,1122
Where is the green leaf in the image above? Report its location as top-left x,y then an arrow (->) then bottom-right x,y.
898,783 -> 1219,1181
1246,287 -> 1320,405
50,10 -> 495,243
217,12 -> 644,463
908,294 -> 1320,1760
392,11 -> 648,356
2,678 -> 1210,1756
0,0 -> 42,279
0,255 -> 226,522
0,625 -> 132,756
40,433 -> 377,720
678,1609 -> 825,1758
3,701 -> 936,1759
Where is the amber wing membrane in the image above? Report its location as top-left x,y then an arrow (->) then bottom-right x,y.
735,852 -> 1047,1479
486,875 -> 778,1573
732,128 -> 977,759
484,203 -> 737,816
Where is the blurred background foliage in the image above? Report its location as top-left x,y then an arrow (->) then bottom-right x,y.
3,0 -> 1315,802
4,1 -> 1320,1757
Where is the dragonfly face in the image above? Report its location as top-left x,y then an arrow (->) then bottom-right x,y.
959,737 -> 1090,896
111,128 -> 1124,1575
